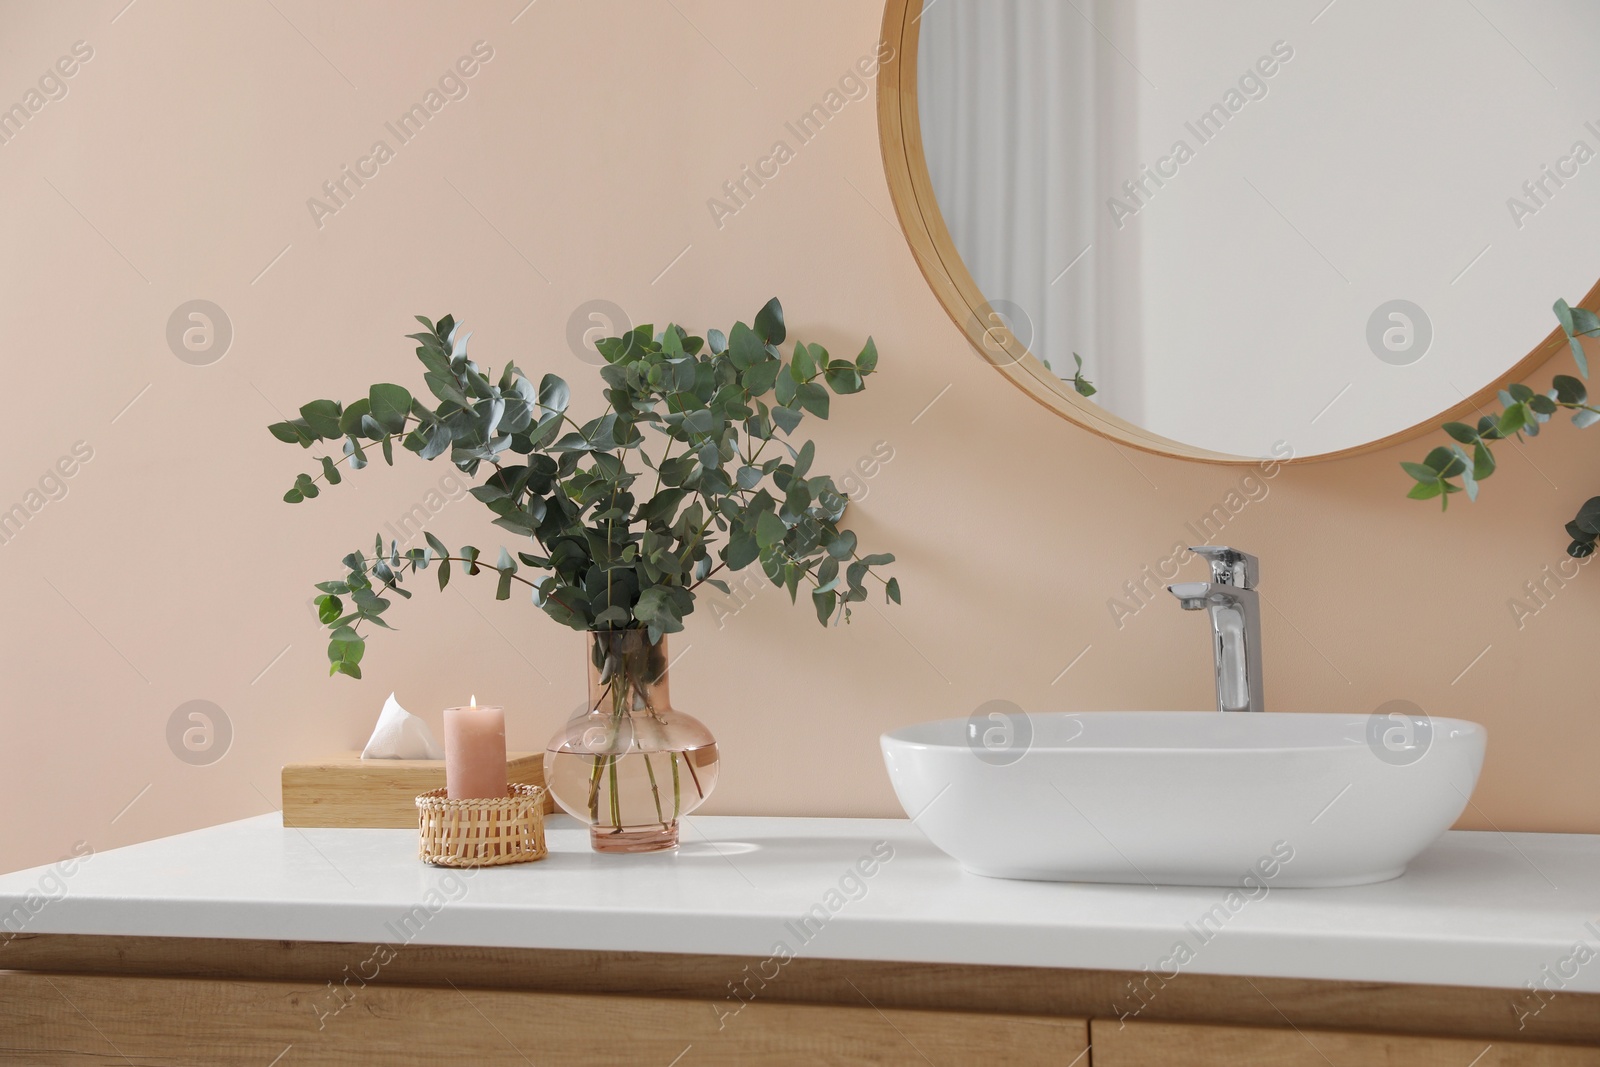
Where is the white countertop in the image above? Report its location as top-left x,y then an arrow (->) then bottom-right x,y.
3,815 -> 1597,992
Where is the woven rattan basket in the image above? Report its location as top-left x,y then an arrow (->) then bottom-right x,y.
416,783 -> 548,867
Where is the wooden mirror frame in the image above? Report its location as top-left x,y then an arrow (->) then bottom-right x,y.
876,0 -> 1600,464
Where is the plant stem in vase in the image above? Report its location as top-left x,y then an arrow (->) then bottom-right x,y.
544,629 -> 718,853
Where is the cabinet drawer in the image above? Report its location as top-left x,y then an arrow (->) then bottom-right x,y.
0,972 -> 1088,1066
1092,1019 -> 1600,1066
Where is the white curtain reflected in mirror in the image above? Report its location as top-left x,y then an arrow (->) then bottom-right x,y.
917,0 -> 1600,458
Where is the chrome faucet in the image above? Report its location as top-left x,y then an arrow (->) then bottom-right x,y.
1167,546 -> 1264,713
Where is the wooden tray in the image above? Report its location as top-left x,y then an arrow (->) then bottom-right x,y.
281,751 -> 552,828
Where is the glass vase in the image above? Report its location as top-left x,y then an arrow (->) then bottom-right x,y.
543,629 -> 719,853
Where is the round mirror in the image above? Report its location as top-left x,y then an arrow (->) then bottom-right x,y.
881,0 -> 1600,461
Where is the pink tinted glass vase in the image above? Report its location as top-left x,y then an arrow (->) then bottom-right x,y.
543,629 -> 719,853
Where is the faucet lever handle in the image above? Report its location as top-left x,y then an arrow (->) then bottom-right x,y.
1189,546 -> 1259,589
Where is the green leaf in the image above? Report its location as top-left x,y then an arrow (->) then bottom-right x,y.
1400,462 -> 1439,483
500,396 -> 533,434
1472,443 -> 1495,480
1498,403 -> 1528,436
790,343 -> 816,382
856,337 -> 878,374
812,587 -> 836,625
538,374 -> 571,414
824,361 -> 864,394
728,322 -> 765,369
827,529 -> 857,559
741,359 -> 782,396
1529,394 -> 1557,416
633,586 -> 685,633
1555,298 -> 1593,377
754,297 -> 786,345
338,399 -> 373,437
1575,497 -> 1600,535
283,486 -> 304,503
424,371 -> 470,407
268,419 -> 316,447
725,534 -> 759,570
1555,297 -> 1576,334
319,456 -> 343,485
1422,447 -> 1465,478
418,422 -> 453,460
1569,305 -> 1600,336
437,557 -> 451,590
1070,352 -> 1097,398
885,577 -> 901,605
316,595 -> 343,624
1441,422 -> 1478,445
796,382 -> 829,419
771,405 -> 803,434
294,472 -> 320,499
1449,445 -> 1478,501
1553,375 -> 1588,405
424,532 -> 449,559
773,367 -> 798,407
496,569 -> 513,600
859,552 -> 895,566
756,511 -> 787,549
414,343 -> 452,379
369,384 -> 412,434
707,328 -> 728,355
328,627 -> 365,666
1407,479 -> 1443,501
298,400 -> 343,439
792,440 -> 815,479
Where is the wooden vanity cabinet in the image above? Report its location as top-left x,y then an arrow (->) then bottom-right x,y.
2,936 -> 1596,1065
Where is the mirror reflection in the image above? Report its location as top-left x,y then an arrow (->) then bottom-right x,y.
917,0 -> 1600,457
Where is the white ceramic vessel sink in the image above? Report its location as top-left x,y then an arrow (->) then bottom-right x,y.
881,712 -> 1486,887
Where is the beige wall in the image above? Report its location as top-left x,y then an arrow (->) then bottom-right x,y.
1,0 -> 1596,874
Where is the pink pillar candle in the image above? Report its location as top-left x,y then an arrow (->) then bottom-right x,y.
443,702 -> 507,800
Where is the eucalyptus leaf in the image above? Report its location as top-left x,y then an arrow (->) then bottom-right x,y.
856,337 -> 878,374
754,297 -> 786,345
369,384 -> 412,434
298,400 -> 343,439
795,383 -> 829,419
756,511 -> 786,550
723,322 -> 761,371
1553,374 -> 1588,405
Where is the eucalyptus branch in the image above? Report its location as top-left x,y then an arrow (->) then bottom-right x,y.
274,299 -> 899,678
1402,297 -> 1600,559
687,562 -> 727,591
